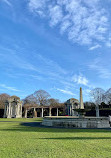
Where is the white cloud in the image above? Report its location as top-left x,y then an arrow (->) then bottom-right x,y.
60,20 -> 71,34
29,0 -> 45,9
106,37 -> 111,47
33,53 -> 68,76
83,89 -> 91,96
0,45 -> 70,94
49,5 -> 63,26
56,88 -> 74,95
89,44 -> 101,50
0,84 -> 20,92
1,0 -> 12,7
0,50 -> 38,72
88,58 -> 111,79
28,0 -> 109,46
28,0 -> 47,16
59,80 -> 75,89
72,74 -> 89,86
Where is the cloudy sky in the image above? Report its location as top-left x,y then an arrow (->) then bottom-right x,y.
0,0 -> 111,102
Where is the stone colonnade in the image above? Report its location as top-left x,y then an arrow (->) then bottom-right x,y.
25,107 -> 60,118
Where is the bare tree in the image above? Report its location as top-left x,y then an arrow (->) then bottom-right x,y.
33,90 -> 51,106
23,89 -> 51,111
107,94 -> 111,104
47,98 -> 60,107
0,93 -> 10,109
23,94 -> 37,105
104,88 -> 111,104
90,88 -> 105,117
84,101 -> 95,110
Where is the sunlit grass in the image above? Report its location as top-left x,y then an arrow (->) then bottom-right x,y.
0,118 -> 43,122
0,118 -> 111,158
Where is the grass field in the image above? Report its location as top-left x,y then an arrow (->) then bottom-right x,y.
0,118 -> 111,158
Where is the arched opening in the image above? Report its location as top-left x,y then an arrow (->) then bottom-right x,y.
0,109 -> 4,118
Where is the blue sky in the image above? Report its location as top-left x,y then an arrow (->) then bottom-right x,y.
0,0 -> 111,102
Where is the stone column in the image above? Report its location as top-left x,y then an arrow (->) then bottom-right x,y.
57,108 -> 59,116
96,105 -> 99,117
33,108 -> 37,118
20,103 -> 22,117
42,108 -> 44,117
16,104 -> 19,117
36,108 -> 38,117
6,105 -> 8,116
49,107 -> 52,116
18,104 -> 20,116
25,109 -> 27,118
68,105 -> 70,116
11,105 -> 12,116
8,102 -> 11,118
72,104 -> 74,116
19,104 -> 21,117
7,105 -> 9,118
80,87 -> 84,109
15,104 -> 17,117
70,106 -> 72,116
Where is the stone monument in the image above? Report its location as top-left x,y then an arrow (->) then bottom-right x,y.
65,98 -> 79,116
42,87 -> 110,128
74,87 -> 87,117
4,96 -> 22,118
80,87 -> 84,109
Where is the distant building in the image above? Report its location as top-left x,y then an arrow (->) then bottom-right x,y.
65,98 -> 79,116
4,96 -> 22,118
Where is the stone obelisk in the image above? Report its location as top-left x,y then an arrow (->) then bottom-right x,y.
80,87 -> 84,109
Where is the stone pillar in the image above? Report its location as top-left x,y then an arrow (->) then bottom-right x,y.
6,105 -> 8,116
49,107 -> 52,116
36,109 -> 38,117
16,104 -> 19,117
21,104 -> 22,116
70,106 -> 72,116
19,104 -> 20,115
68,105 -> 70,116
33,108 -> 37,118
80,87 -> 84,109
18,104 -> 19,116
72,104 -> 74,116
15,105 -> 17,117
96,105 -> 99,117
9,103 -> 11,116
11,105 -> 12,116
25,109 -> 27,118
19,102 -> 22,117
42,108 -> 44,117
57,108 -> 59,116
8,102 -> 11,118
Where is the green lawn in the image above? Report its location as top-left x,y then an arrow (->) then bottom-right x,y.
0,118 -> 111,158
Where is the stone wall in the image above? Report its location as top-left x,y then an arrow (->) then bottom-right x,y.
42,116 -> 110,128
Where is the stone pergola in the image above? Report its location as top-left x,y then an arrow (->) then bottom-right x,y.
24,105 -> 64,118
4,96 -> 22,118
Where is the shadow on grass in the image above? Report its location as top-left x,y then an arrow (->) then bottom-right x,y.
38,137 -> 111,140
0,122 -> 111,133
